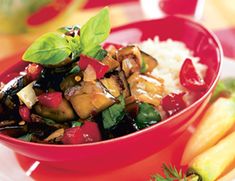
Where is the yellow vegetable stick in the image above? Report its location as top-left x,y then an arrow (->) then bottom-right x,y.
189,131 -> 235,181
181,97 -> 235,165
217,167 -> 235,181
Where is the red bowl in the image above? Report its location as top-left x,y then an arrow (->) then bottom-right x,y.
0,16 -> 222,172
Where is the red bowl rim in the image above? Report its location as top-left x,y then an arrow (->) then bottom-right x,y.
0,15 -> 223,148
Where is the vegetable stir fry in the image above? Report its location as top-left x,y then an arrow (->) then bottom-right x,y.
0,8 -> 206,144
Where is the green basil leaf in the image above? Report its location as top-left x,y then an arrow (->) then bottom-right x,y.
18,133 -> 33,142
94,49 -> 108,60
136,103 -> 161,129
66,35 -> 81,59
69,65 -> 80,75
140,56 -> 148,73
22,32 -> 72,65
102,95 -> 125,129
72,121 -> 82,127
80,7 -> 110,55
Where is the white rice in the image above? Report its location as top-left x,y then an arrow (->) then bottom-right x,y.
139,36 -> 207,95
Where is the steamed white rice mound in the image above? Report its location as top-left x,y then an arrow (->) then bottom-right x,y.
139,36 -> 207,95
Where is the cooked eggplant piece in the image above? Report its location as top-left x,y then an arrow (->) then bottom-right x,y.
60,74 -> 79,91
0,125 -> 27,137
0,75 -> 27,109
67,81 -> 115,119
127,72 -> 165,107
116,45 -> 143,77
101,55 -> 120,71
118,71 -> 130,98
141,51 -> 158,72
0,120 -> 17,128
34,98 -> 76,122
100,75 -> 122,97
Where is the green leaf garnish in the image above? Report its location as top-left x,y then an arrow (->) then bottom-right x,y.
23,32 -> 72,65
22,7 -> 110,65
72,121 -> 82,127
80,7 -> 110,55
151,164 -> 200,181
140,56 -> 148,73
18,133 -> 33,142
69,65 -> 80,74
136,103 -> 161,129
94,49 -> 108,60
102,95 -> 125,129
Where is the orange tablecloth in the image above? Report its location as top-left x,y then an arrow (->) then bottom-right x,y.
0,0 -> 235,62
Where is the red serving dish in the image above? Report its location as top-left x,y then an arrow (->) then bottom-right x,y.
0,16 -> 222,171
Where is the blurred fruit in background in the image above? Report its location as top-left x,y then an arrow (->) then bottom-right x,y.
0,0 -> 86,34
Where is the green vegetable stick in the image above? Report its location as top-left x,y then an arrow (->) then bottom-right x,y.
189,131 -> 235,181
181,97 -> 235,165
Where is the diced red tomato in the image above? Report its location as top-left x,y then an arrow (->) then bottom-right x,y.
19,106 -> 31,122
38,92 -> 62,108
180,58 -> 207,91
103,42 -> 123,50
25,63 -> 43,81
162,92 -> 187,117
61,121 -> 101,144
78,54 -> 109,79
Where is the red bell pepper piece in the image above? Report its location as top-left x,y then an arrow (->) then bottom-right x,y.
103,42 -> 123,50
25,63 -> 43,81
162,92 -> 187,117
180,58 -> 207,91
78,54 -> 109,79
38,92 -> 62,108
19,105 -> 31,122
61,121 -> 101,144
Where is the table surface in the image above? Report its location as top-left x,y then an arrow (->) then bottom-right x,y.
0,0 -> 235,62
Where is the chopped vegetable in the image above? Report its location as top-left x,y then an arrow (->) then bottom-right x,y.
161,92 -> 186,117
181,97 -> 235,165
100,75 -> 122,97
61,121 -> 101,144
78,54 -> 109,79
35,98 -> 76,122
102,95 -> 125,129
68,81 -> 115,119
18,133 -> 33,142
25,63 -> 43,81
83,64 -> 97,82
44,128 -> 64,142
17,81 -> 37,109
136,103 -> 161,129
19,106 -> 31,122
127,72 -> 164,107
180,58 -> 207,91
38,92 -> 62,109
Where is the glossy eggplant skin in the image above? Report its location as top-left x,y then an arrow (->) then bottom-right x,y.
0,75 -> 27,110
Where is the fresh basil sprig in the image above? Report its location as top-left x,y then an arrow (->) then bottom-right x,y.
22,7 -> 110,65
23,32 -> 72,65
102,95 -> 125,129
80,7 -> 110,57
